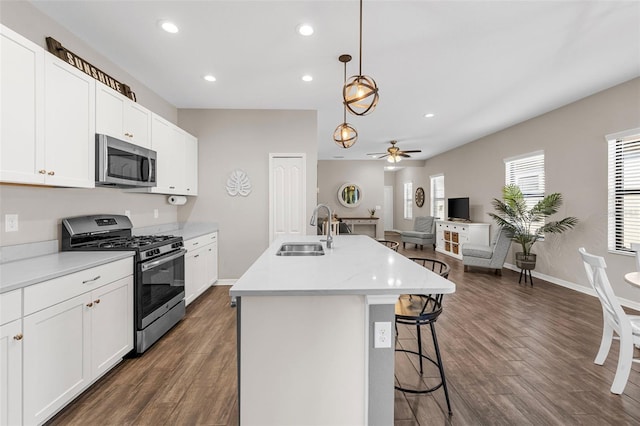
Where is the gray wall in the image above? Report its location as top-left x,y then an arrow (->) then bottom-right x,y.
0,1 -> 179,247
177,109 -> 318,280
423,77 -> 640,303
317,161 -> 384,239
392,166 -> 429,232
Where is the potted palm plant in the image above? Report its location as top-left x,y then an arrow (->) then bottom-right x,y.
488,184 -> 578,270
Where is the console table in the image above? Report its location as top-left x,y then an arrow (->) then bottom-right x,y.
341,217 -> 380,238
435,220 -> 490,260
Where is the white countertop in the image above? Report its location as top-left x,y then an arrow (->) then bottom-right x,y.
0,251 -> 134,293
230,235 -> 456,297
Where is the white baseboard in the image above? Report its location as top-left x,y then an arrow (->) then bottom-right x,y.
213,279 -> 237,287
503,263 -> 640,312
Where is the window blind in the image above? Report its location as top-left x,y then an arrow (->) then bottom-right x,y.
430,174 -> 444,219
404,182 -> 413,219
608,134 -> 640,253
505,151 -> 545,233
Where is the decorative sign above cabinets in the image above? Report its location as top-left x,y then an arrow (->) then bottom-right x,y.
45,36 -> 136,101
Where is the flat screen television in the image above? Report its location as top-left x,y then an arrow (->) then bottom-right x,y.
447,197 -> 470,221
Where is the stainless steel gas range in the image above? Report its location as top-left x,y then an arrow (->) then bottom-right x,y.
61,214 -> 185,354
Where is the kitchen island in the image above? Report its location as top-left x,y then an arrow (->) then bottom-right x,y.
230,235 -> 455,425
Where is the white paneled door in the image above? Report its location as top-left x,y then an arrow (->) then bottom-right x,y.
269,154 -> 306,242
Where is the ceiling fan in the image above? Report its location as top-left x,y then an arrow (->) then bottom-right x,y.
367,140 -> 422,163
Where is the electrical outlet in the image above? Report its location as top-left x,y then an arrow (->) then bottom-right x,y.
125,210 -> 131,218
374,322 -> 392,348
153,209 -> 159,219
5,214 -> 19,232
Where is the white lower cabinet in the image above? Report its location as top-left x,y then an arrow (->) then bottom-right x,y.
185,232 -> 218,306
23,293 -> 92,425
0,319 -> 22,426
21,258 -> 133,425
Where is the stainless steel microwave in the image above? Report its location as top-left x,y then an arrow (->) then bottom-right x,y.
95,134 -> 156,187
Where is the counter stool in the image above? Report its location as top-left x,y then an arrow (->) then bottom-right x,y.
377,239 -> 399,251
395,258 -> 452,415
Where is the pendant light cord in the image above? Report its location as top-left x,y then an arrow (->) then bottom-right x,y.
358,0 -> 363,75
343,61 -> 348,122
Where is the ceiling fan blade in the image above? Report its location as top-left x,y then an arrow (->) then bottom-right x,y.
378,154 -> 390,159
399,150 -> 422,154
398,153 -> 411,158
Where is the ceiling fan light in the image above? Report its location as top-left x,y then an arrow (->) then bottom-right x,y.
333,123 -> 358,148
343,75 -> 379,116
387,155 -> 402,163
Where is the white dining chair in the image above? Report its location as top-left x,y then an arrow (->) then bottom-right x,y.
578,247 -> 640,394
630,243 -> 640,271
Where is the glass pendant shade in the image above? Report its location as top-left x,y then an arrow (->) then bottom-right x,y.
387,155 -> 402,163
343,75 -> 379,116
333,122 -> 358,148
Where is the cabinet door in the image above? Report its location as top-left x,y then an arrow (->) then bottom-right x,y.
205,238 -> 218,286
91,276 -> 133,378
23,293 -> 92,425
124,102 -> 151,148
185,247 -> 208,306
0,25 -> 45,184
95,83 -> 125,140
0,319 -> 22,426
184,132 -> 198,195
151,114 -> 185,194
44,55 -> 95,188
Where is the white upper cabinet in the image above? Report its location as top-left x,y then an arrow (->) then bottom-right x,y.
0,24 -> 95,188
184,132 -> 198,195
0,25 -> 45,185
131,113 -> 198,196
44,53 -> 95,188
96,83 -> 151,148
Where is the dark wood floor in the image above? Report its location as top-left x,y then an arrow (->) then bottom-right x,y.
49,233 -> 640,425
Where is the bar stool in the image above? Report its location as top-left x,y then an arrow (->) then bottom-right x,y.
395,258 -> 452,415
377,239 -> 399,251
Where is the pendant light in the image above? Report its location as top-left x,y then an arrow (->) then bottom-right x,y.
343,0 -> 379,116
334,54 -> 358,148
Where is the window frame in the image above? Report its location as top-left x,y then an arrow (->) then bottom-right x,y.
504,151 -> 545,236
430,174 -> 444,219
403,182 -> 413,220
607,128 -> 640,255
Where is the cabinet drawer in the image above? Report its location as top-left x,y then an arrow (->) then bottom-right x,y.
0,289 -> 22,325
185,232 -> 216,251
24,257 -> 133,315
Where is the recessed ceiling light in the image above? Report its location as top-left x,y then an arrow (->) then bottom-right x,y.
302,75 -> 313,82
297,24 -> 314,36
160,21 -> 179,34
424,113 -> 435,118
203,75 -> 216,82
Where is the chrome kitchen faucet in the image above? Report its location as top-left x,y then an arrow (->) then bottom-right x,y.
310,203 -> 333,249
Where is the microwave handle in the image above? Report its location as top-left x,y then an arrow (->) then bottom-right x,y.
143,155 -> 154,183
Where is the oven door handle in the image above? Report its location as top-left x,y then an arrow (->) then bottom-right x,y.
141,249 -> 186,272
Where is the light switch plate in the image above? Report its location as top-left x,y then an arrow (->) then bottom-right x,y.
374,321 -> 392,348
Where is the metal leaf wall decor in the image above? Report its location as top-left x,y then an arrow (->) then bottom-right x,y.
226,169 -> 252,197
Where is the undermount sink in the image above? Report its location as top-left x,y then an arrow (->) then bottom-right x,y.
276,242 -> 325,256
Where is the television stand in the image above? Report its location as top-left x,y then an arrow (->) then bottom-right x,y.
435,220 -> 490,260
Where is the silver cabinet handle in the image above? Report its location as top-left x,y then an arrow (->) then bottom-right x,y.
82,275 -> 101,284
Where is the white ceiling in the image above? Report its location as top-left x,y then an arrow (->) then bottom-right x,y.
30,0 -> 640,161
